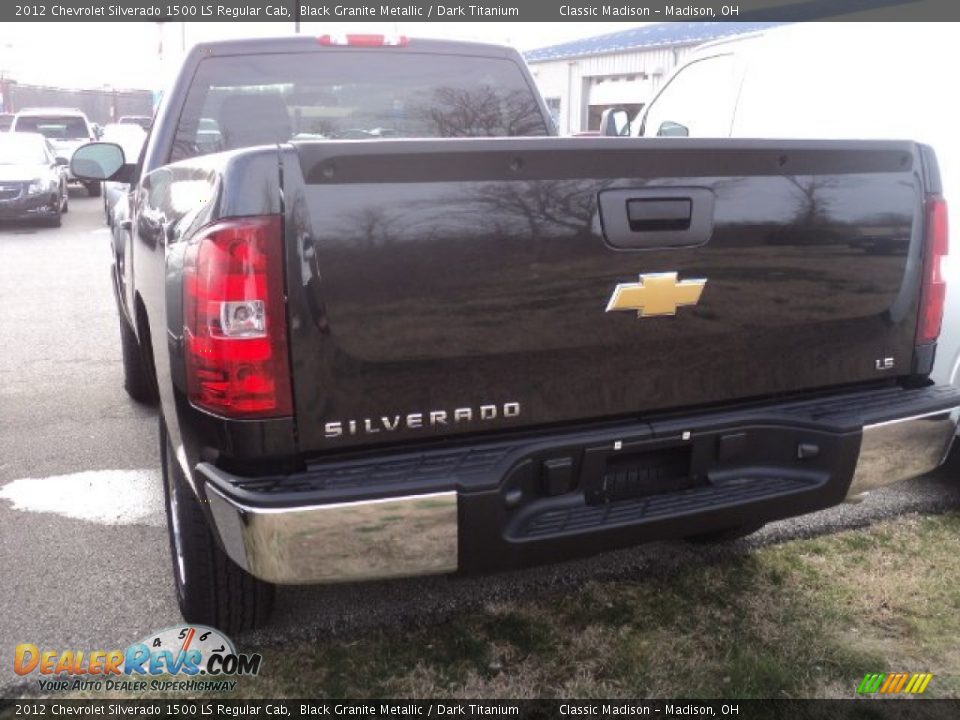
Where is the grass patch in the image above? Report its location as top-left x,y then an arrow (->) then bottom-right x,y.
26,512 -> 960,700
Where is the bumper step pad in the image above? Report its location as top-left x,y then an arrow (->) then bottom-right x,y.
519,475 -> 819,539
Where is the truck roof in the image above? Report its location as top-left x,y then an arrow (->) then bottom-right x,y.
191,35 -> 517,60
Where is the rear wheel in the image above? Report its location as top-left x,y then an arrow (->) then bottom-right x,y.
118,308 -> 158,404
61,186 -> 69,213
161,420 -> 276,632
943,437 -> 959,475
85,181 -> 101,198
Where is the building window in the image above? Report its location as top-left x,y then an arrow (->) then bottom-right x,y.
544,97 -> 561,131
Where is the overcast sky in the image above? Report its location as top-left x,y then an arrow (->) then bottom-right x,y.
0,22 -> 639,90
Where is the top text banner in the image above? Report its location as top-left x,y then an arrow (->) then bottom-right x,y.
6,0 -> 960,23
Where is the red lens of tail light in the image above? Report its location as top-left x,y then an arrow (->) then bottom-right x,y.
917,195 -> 949,345
183,215 -> 292,418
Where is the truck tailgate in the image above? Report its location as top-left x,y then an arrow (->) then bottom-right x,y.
282,138 -> 926,453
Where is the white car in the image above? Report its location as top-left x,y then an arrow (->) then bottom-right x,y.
10,107 -> 101,197
630,22 -> 959,451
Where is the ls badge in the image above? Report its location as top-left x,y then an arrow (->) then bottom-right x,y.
605,272 -> 707,318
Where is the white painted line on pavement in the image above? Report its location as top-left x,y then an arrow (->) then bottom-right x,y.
0,469 -> 164,526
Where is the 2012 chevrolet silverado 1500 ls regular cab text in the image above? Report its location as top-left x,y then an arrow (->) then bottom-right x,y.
71,35 -> 958,633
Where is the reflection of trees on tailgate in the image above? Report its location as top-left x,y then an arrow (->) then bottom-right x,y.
469,179 -> 604,236
784,175 -> 838,227
323,179 -> 609,258
415,86 -> 545,137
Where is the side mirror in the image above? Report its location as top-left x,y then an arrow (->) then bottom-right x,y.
93,124 -> 104,140
55,157 -> 69,166
71,142 -> 128,182
657,121 -> 689,138
600,107 -> 631,137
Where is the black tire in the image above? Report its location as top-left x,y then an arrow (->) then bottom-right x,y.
43,207 -> 62,228
943,438 -> 960,475
61,188 -> 69,213
85,181 -> 102,198
118,309 -> 158,404
686,522 -> 765,544
161,420 -> 276,633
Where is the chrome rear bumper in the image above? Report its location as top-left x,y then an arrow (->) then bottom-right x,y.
847,409 -> 957,498
200,393 -> 959,586
206,484 -> 458,585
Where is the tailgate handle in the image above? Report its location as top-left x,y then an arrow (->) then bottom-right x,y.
627,198 -> 692,232
599,187 -> 715,250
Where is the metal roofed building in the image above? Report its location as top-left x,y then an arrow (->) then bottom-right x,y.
525,22 -> 782,135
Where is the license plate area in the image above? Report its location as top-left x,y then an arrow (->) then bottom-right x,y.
582,442 -> 698,505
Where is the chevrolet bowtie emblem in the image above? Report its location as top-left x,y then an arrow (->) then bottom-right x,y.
605,272 -> 707,317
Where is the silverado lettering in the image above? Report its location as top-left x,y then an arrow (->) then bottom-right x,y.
71,34 -> 958,633
324,402 -> 522,438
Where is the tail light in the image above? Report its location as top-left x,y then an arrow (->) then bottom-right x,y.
183,215 -> 292,418
917,195 -> 949,345
317,34 -> 408,47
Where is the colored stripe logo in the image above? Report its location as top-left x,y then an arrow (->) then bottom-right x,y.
857,672 -> 933,695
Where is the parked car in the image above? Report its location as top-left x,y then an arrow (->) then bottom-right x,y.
118,115 -> 152,131
610,22 -> 959,452
0,113 -> 14,132
11,107 -> 101,197
71,34 -> 958,632
0,132 -> 69,226
98,123 -> 147,227
195,117 -> 221,154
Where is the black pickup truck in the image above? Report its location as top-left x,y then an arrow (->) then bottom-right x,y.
72,35 -> 958,633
